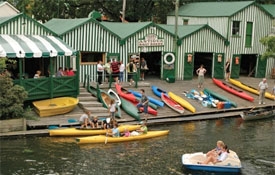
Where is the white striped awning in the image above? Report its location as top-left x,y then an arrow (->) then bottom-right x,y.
0,34 -> 76,58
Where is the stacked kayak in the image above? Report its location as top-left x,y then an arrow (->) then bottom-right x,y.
107,89 -> 121,106
98,88 -> 121,118
212,78 -> 254,102
115,83 -> 138,102
49,124 -> 141,136
161,93 -> 184,114
129,89 -> 164,107
229,78 -> 275,100
152,85 -> 167,98
76,130 -> 169,144
168,91 -> 196,113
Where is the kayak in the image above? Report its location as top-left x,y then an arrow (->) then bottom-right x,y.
161,93 -> 184,114
203,88 -> 237,108
98,89 -> 121,118
229,78 -> 275,100
107,88 -> 121,106
120,97 -> 141,121
212,78 -> 254,102
151,85 -> 167,98
76,130 -> 169,144
49,124 -> 141,136
129,89 -> 164,107
168,92 -> 196,113
115,83 -> 138,103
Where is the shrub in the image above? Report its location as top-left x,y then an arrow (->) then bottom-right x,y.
0,74 -> 28,120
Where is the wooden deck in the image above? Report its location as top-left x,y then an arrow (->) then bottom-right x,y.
1,76 -> 274,137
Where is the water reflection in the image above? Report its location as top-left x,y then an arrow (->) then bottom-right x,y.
0,117 -> 274,175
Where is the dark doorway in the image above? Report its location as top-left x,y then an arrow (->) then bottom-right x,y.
140,52 -> 162,79
194,52 -> 213,77
240,54 -> 257,76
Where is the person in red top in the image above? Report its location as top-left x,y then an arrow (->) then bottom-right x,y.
110,58 -> 120,84
67,68 -> 75,76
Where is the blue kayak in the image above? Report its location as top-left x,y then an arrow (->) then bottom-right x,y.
128,90 -> 164,107
151,85 -> 167,98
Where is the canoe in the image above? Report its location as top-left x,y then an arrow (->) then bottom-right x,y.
88,85 -> 98,97
229,78 -> 275,100
76,130 -> 169,144
182,150 -> 242,173
115,83 -> 138,103
212,78 -> 254,102
168,92 -> 196,113
161,93 -> 184,114
120,97 -> 141,121
33,97 -> 79,117
203,88 -> 237,108
107,88 -> 121,106
49,124 -> 141,136
151,85 -> 167,98
98,89 -> 121,118
129,89 -> 164,107
240,107 -> 275,121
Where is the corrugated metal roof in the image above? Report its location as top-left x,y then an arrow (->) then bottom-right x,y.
44,18 -> 93,35
100,21 -> 152,39
261,4 -> 275,17
158,24 -> 226,40
168,1 -> 255,17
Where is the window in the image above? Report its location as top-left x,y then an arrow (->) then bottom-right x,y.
81,52 -> 105,64
183,19 -> 189,25
232,21 -> 240,35
245,22 -> 253,47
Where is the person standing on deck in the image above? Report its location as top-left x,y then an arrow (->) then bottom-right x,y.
196,64 -> 206,88
119,61 -> 125,84
97,60 -> 104,85
258,78 -> 268,104
110,59 -> 120,84
104,59 -> 111,83
225,59 -> 231,81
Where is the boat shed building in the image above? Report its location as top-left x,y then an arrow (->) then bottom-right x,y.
44,16 -> 230,82
0,13 -> 79,101
167,1 -> 274,78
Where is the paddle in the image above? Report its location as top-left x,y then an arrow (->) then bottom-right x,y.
249,106 -> 255,111
105,129 -> 110,144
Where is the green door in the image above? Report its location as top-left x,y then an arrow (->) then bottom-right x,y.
255,55 -> 267,78
183,53 -> 193,80
163,52 -> 175,82
231,54 -> 241,78
213,53 -> 225,79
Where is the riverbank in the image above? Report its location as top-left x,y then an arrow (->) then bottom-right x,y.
1,76 -> 274,138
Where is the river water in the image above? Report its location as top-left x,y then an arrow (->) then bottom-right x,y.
1,117 -> 274,175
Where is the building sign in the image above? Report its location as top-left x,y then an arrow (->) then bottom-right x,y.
138,34 -> 164,47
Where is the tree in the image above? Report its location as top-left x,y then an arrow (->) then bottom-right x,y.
260,36 -> 275,59
0,58 -> 28,120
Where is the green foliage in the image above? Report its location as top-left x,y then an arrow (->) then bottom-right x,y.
260,36 -> 275,59
0,74 -> 28,120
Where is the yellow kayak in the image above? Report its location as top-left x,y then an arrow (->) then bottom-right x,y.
76,130 -> 169,144
229,78 -> 275,100
49,124 -> 141,136
168,92 -> 196,113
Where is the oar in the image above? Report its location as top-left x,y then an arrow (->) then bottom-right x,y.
249,106 -> 255,111
105,129 -> 109,144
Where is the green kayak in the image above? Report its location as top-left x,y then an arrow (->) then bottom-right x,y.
120,97 -> 141,121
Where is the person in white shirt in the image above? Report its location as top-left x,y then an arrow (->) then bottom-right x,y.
119,61 -> 125,84
258,78 -> 268,104
196,64 -> 207,88
199,145 -> 229,165
97,60 -> 104,85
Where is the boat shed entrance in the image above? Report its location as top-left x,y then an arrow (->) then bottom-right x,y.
0,34 -> 79,101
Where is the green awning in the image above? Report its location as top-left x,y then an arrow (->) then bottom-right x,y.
0,34 -> 76,58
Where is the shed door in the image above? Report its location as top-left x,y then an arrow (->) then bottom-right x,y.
255,55 -> 267,78
231,54 -> 241,78
213,53 -> 225,79
183,53 -> 194,80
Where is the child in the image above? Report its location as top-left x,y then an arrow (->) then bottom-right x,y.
123,128 -> 130,137
206,140 -> 224,157
91,116 -> 99,128
109,99 -> 116,118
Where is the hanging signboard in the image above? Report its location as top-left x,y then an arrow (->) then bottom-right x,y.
138,34 -> 164,47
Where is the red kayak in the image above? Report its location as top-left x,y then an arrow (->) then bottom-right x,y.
161,93 -> 184,114
212,78 -> 254,102
115,84 -> 138,103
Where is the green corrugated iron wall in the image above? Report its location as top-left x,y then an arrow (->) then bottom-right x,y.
177,27 -> 226,80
